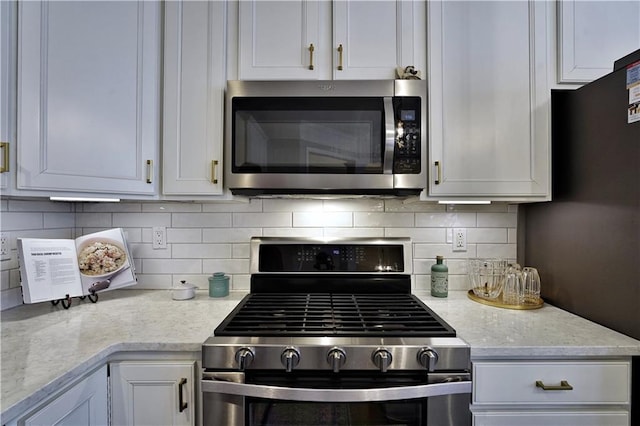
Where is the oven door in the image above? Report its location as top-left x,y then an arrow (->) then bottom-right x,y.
202,371 -> 471,426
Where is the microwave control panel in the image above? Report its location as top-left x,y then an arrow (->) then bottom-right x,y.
393,97 -> 421,174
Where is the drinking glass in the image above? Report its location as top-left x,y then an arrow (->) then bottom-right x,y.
503,268 -> 524,305
468,258 -> 508,299
522,267 -> 541,304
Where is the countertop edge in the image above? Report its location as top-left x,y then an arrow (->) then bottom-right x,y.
1,342 -> 202,424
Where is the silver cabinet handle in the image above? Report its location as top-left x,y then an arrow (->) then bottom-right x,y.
434,161 -> 442,185
201,378 -> 471,402
337,44 -> 344,70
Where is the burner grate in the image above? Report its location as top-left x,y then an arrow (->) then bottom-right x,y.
214,293 -> 456,337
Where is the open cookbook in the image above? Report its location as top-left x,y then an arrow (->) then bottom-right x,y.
17,228 -> 137,304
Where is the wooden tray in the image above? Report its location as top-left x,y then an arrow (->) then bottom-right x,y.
467,290 -> 544,310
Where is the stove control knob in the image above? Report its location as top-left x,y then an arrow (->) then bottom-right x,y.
418,347 -> 439,372
235,347 -> 255,371
372,348 -> 393,373
327,347 -> 347,373
281,347 -> 300,372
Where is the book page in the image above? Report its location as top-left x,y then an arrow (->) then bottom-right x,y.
17,239 -> 83,303
74,228 -> 137,295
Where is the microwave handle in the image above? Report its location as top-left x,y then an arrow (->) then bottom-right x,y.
383,97 -> 395,174
201,376 -> 471,403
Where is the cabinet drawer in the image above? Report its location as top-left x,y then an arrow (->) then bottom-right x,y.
473,410 -> 629,426
473,361 -> 630,405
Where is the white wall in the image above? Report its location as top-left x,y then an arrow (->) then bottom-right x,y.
0,198 -> 518,310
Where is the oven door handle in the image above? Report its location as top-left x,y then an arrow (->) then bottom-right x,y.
201,377 -> 471,402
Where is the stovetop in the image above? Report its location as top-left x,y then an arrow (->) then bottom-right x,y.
214,293 -> 456,337
202,237 -> 469,372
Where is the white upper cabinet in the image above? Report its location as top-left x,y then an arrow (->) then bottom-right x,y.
17,1 -> 161,197
235,0 -> 425,80
163,0 -> 226,196
557,0 -> 640,85
427,0 -> 551,201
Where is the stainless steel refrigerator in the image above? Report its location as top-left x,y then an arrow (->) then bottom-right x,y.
520,48 -> 639,422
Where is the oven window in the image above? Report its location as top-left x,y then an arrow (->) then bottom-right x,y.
248,400 -> 423,425
232,97 -> 384,174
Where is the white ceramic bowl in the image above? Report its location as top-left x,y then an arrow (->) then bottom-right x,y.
77,237 -> 128,280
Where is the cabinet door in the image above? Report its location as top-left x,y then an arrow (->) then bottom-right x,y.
22,365 -> 108,426
333,0 -> 425,80
111,361 -> 195,426
427,1 -> 550,200
0,0 -> 15,192
17,1 -> 160,196
238,0 -> 324,80
558,0 -> 640,84
163,0 -> 225,195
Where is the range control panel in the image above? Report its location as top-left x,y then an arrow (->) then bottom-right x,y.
258,243 -> 405,272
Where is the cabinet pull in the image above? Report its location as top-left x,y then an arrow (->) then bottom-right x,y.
0,142 -> 8,173
337,44 -> 343,70
146,160 -> 153,184
178,377 -> 188,412
211,160 -> 219,184
308,44 -> 315,70
535,380 -> 573,391
434,161 -> 441,185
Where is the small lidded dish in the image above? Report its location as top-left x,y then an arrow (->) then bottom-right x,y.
172,280 -> 196,300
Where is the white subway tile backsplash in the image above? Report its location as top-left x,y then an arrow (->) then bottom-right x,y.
415,212 -> 476,228
476,243 -> 517,260
354,212 -> 414,227
144,259 -> 202,274
44,212 -> 75,229
142,202 -> 202,213
477,212 -> 517,228
75,212 -> 113,228
323,199 -> 384,212
172,212 -> 231,228
167,228 -> 202,243
80,202 -> 141,213
115,212 -> 172,227
172,243 -> 231,259
203,227 -> 261,242
203,258 -> 250,275
0,212 -> 43,231
1,198 -> 521,309
467,228 -> 508,243
293,211 -> 352,227
324,228 -> 383,238
233,212 -> 291,228
263,199 -> 323,212
386,228 -> 445,242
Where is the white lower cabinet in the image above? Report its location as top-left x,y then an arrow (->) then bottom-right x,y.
19,365 -> 108,426
471,360 -> 631,426
110,361 -> 196,426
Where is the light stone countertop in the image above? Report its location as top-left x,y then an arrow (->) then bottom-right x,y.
2,289 -> 639,422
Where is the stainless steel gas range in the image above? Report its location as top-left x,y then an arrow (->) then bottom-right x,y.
202,237 -> 471,426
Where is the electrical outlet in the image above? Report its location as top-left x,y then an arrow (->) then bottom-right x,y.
452,228 -> 467,252
152,227 -> 166,249
0,232 -> 9,260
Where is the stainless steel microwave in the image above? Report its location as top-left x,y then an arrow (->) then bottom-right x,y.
225,80 -> 427,196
